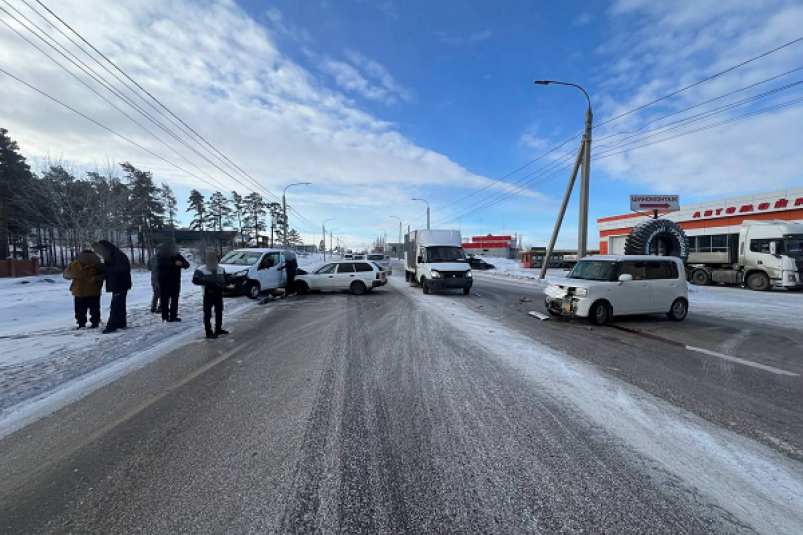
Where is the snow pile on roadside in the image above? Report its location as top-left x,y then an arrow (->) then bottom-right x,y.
400,278 -> 803,535
689,285 -> 803,331
471,256 -> 569,286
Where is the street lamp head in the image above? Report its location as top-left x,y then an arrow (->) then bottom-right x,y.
534,80 -> 551,85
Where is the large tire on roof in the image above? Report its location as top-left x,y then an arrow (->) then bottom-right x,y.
624,219 -> 690,263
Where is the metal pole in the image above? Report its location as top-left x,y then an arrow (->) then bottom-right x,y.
282,192 -> 287,248
539,139 -> 585,280
578,105 -> 593,258
427,206 -> 430,230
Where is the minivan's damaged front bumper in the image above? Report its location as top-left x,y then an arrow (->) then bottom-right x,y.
544,284 -> 591,318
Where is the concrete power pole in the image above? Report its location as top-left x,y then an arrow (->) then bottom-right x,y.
412,198 -> 430,230
282,182 -> 311,248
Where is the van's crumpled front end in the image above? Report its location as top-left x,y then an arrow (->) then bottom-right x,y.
223,268 -> 250,294
544,283 -> 592,318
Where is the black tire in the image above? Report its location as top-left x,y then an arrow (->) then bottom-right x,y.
295,281 -> 310,295
588,301 -> 610,326
746,271 -> 771,291
624,218 -> 689,262
691,268 -> 711,286
422,278 -> 430,294
351,280 -> 367,295
667,298 -> 688,321
462,287 -> 470,295
246,282 -> 261,299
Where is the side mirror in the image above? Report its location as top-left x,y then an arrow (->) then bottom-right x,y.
770,242 -> 778,256
618,274 -> 634,283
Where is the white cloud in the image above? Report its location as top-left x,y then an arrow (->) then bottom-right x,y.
593,0 -> 803,196
438,30 -> 493,45
0,0 -> 487,237
573,12 -> 593,26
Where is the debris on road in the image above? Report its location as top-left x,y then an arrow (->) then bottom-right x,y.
519,297 -> 532,303
528,311 -> 550,321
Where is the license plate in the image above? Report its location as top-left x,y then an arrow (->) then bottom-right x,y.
562,302 -> 572,312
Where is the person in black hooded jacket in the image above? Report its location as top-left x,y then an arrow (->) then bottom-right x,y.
158,242 -> 190,322
92,240 -> 132,334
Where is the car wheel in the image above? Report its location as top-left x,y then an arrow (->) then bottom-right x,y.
746,272 -> 771,291
246,282 -> 261,299
691,269 -> 711,286
351,281 -> 367,295
422,278 -> 430,294
667,297 -> 688,321
295,281 -> 310,295
588,301 -> 610,326
462,287 -> 471,295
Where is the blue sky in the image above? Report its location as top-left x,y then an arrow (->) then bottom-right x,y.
1,0 -> 801,249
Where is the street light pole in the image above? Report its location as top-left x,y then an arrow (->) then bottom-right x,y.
411,198 -> 430,229
389,216 -> 402,259
323,218 -> 335,260
282,182 -> 311,248
535,80 -> 593,268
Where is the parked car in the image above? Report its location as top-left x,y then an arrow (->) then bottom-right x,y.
354,254 -> 366,260
343,253 -> 354,260
544,255 -> 688,325
367,253 -> 392,276
467,256 -> 495,270
219,248 -> 297,299
295,261 -> 387,295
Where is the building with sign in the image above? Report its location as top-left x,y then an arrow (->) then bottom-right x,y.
598,187 -> 803,254
462,235 -> 519,259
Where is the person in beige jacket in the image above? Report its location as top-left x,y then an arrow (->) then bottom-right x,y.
63,250 -> 105,329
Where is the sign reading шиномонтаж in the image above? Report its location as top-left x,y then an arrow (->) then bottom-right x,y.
630,195 -> 680,212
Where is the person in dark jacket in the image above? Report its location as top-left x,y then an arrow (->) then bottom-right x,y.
285,252 -> 298,295
62,250 -> 104,329
192,252 -> 228,339
92,240 -> 132,334
158,243 -> 190,322
148,246 -> 162,314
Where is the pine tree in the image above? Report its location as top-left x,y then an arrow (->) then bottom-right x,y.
186,189 -> 207,231
267,202 -> 284,246
208,191 -> 232,232
231,190 -> 246,247
243,192 -> 267,245
161,183 -> 178,237
287,228 -> 302,247
0,128 -> 35,259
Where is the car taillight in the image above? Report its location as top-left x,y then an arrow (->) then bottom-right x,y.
376,272 -> 381,280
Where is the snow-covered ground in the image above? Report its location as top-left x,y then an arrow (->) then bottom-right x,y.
0,252 -> 332,436
473,256 -> 803,331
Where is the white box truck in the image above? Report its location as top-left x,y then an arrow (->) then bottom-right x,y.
404,229 -> 473,295
687,220 -> 803,291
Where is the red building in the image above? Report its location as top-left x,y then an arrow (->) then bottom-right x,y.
462,235 -> 516,258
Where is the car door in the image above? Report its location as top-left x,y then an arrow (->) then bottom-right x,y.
647,261 -> 676,313
312,263 -> 337,289
612,261 -> 650,315
354,262 -> 375,285
334,262 -> 356,290
257,252 -> 282,290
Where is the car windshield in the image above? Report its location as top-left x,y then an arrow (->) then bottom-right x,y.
368,254 -> 384,260
426,246 -> 466,263
568,261 -> 618,281
219,251 -> 263,266
784,239 -> 803,256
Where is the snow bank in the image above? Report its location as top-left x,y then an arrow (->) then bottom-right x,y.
397,277 -> 803,534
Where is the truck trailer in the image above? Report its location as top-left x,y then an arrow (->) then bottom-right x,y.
686,220 -> 803,291
404,229 -> 473,295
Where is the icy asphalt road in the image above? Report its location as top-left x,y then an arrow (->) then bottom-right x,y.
1,271 -> 802,534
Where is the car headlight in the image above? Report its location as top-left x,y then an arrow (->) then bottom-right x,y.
232,271 -> 247,278
466,270 -> 472,278
573,287 -> 588,297
431,270 -> 442,278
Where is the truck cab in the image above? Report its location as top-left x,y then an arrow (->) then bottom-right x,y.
404,230 -> 473,295
739,222 -> 803,291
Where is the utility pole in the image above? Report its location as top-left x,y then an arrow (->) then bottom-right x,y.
390,216 -> 402,260
535,79 -> 593,277
330,228 -> 339,256
323,218 -> 335,260
282,182 -> 311,248
412,198 -> 430,230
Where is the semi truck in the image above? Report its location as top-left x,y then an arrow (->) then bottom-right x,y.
686,220 -> 803,291
404,229 -> 473,295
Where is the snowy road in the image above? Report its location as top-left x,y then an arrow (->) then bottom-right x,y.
1,269 -> 802,534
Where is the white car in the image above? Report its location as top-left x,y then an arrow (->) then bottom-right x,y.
295,260 -> 387,295
544,255 -> 688,325
343,253 -> 354,260
367,253 -> 392,276
219,248 -> 297,299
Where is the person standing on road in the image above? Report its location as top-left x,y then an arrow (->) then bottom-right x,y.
158,243 -> 190,322
62,250 -> 105,329
92,240 -> 132,334
148,246 -> 162,314
192,252 -> 228,339
285,252 -> 298,296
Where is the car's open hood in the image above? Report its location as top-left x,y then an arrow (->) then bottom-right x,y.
219,264 -> 250,275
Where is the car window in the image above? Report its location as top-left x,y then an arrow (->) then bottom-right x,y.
354,262 -> 373,272
337,263 -> 355,273
647,262 -> 674,280
316,263 -> 337,274
260,253 -> 280,269
568,261 -> 617,281
367,254 -> 383,260
620,262 -> 647,280
220,251 -> 262,265
372,262 -> 384,271
750,239 -> 774,253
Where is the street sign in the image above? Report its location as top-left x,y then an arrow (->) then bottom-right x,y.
630,194 -> 679,212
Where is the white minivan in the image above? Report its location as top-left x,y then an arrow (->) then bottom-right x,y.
544,255 -> 688,325
219,248 -> 296,299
